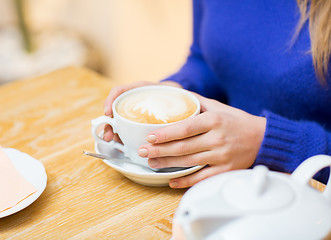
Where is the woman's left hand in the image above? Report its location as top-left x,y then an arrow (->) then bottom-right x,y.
138,94 -> 266,188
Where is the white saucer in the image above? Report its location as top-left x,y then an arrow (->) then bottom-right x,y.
95,142 -> 204,187
0,148 -> 47,218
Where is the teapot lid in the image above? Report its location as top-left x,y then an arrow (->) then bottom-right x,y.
222,165 -> 294,212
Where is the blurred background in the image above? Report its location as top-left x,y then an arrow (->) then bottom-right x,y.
0,0 -> 192,84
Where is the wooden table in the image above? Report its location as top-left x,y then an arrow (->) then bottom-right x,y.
0,67 -> 326,239
0,67 -> 186,239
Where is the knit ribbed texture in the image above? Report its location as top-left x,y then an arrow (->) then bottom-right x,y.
254,111 -> 329,183
255,111 -> 298,172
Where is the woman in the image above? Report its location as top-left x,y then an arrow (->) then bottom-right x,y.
103,0 -> 331,188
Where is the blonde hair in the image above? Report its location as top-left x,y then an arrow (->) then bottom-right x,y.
295,0 -> 331,85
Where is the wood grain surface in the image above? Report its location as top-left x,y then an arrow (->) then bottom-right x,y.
0,67 -> 326,239
0,67 -> 186,239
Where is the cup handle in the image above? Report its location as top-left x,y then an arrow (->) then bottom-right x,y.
291,155 -> 331,202
91,116 -> 129,157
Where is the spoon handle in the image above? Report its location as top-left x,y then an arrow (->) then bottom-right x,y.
83,150 -> 188,173
83,150 -> 146,167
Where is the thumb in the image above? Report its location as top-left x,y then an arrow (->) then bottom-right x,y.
193,93 -> 225,112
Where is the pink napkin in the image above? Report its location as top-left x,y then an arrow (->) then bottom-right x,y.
0,146 -> 37,213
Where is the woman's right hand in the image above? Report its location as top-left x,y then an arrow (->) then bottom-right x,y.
103,80 -> 182,142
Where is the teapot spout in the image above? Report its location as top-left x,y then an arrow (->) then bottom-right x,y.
175,206 -> 241,240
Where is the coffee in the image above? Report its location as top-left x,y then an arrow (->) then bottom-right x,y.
116,88 -> 197,124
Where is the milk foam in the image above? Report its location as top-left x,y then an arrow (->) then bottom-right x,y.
116,89 -> 197,124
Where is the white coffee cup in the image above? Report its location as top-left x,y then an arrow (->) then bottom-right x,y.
91,85 -> 200,168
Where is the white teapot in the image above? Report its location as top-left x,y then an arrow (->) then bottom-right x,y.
173,155 -> 331,240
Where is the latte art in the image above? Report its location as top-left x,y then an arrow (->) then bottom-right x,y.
116,89 -> 197,124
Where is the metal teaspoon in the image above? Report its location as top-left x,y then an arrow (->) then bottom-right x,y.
83,151 -> 188,173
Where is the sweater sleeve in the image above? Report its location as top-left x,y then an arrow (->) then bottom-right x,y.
162,0 -> 227,102
253,111 -> 331,184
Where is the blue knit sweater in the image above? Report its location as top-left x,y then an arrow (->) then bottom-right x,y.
164,0 -> 331,183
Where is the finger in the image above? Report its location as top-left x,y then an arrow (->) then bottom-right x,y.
169,165 -> 232,188
113,134 -> 122,144
193,93 -> 231,113
104,81 -> 153,116
141,132 -> 217,158
103,125 -> 122,143
103,124 -> 114,141
147,112 -> 214,144
148,150 -> 214,168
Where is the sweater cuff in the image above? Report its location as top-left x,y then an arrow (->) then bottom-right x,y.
254,111 -> 330,184
253,111 -> 299,173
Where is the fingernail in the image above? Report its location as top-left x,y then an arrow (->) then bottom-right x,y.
104,105 -> 111,115
138,148 -> 148,157
146,134 -> 156,143
149,158 -> 159,168
170,181 -> 179,188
